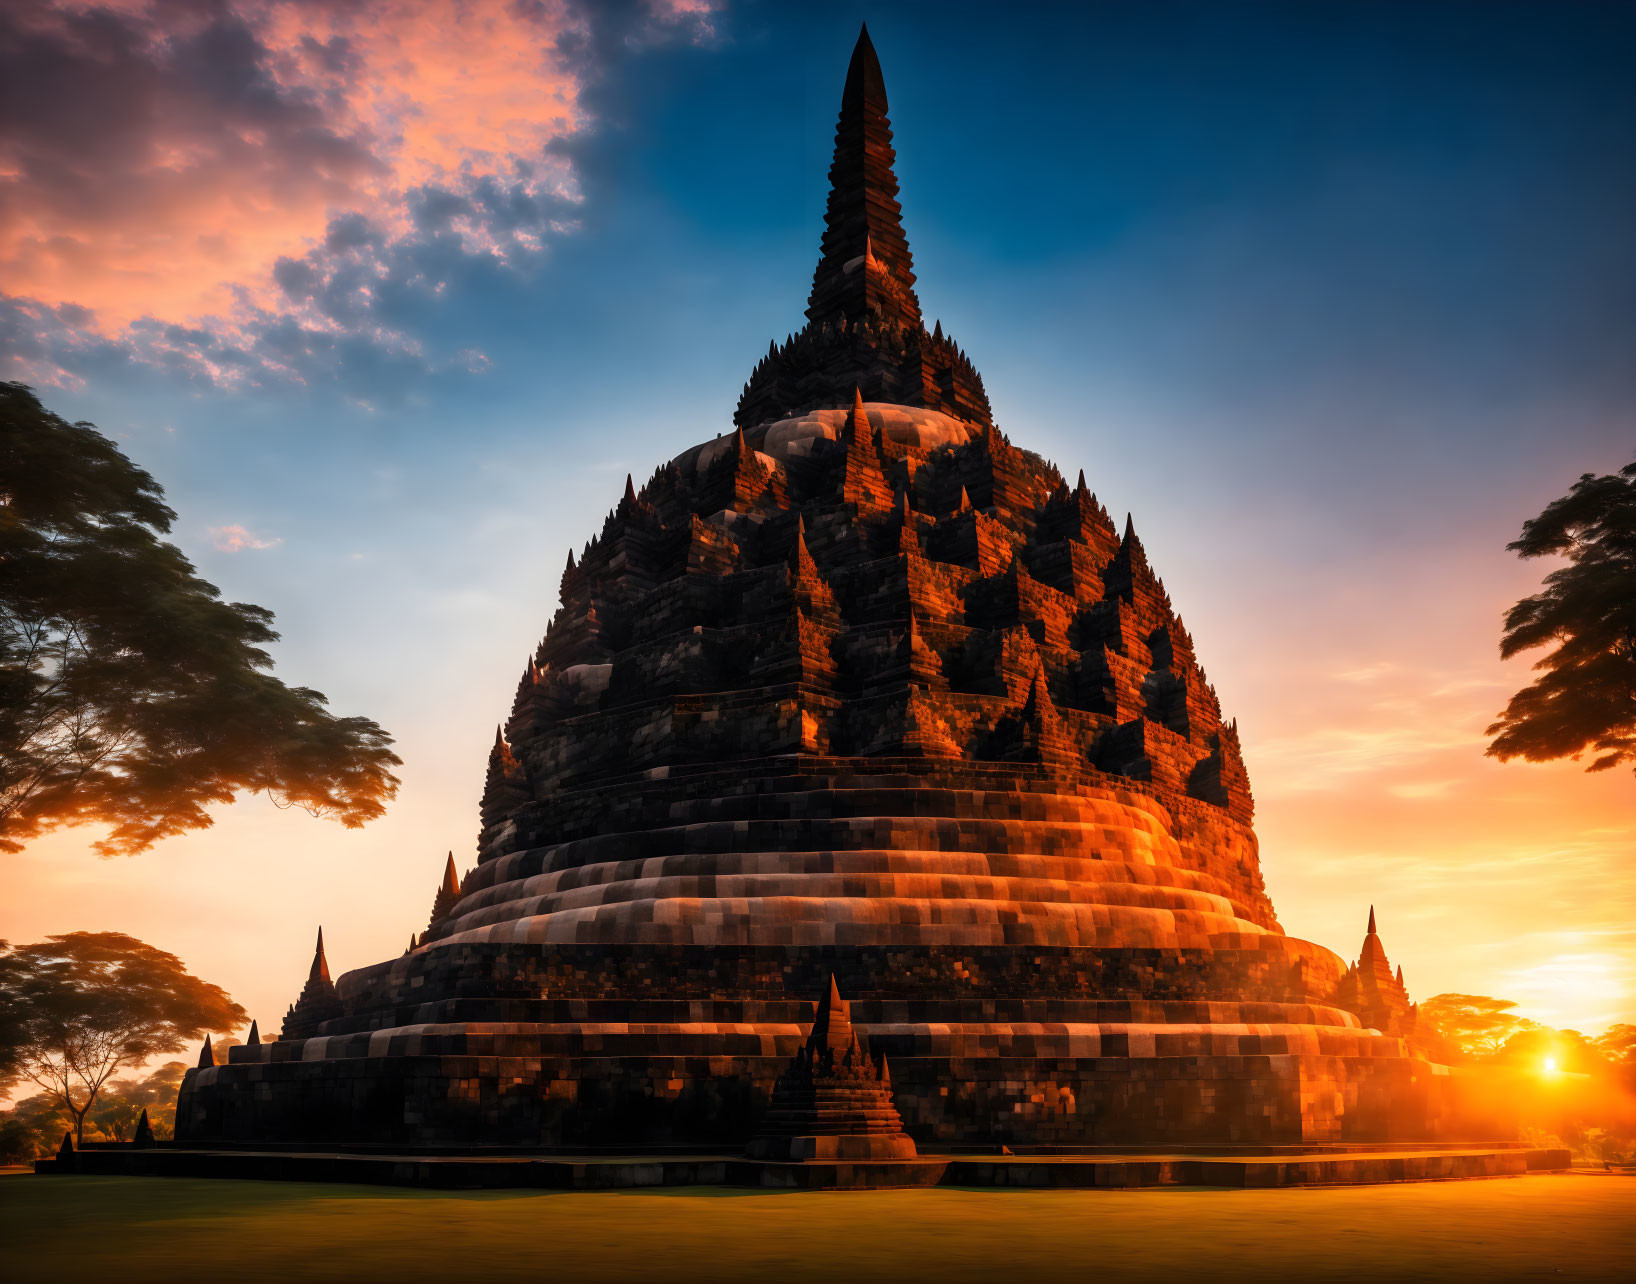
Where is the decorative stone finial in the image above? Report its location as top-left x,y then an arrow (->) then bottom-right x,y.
282,925 -> 344,1041
310,927 -> 330,985
198,1036 -> 215,1068
810,973 -> 855,1058
246,1019 -> 260,1047
839,388 -> 890,506
744,974 -> 916,1162
428,851 -> 464,928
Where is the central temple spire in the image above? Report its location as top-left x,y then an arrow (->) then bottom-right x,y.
806,26 -> 921,329
734,23 -> 992,430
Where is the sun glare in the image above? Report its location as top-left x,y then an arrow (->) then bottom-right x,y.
1542,1056 -> 1558,1075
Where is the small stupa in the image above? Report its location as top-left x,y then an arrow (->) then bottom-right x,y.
747,977 -> 916,1162
279,928 -> 341,1040
1334,908 -> 1418,1036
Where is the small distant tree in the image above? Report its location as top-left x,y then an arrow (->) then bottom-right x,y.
1594,1024 -> 1636,1064
0,1090 -> 68,1163
86,1060 -> 189,1142
0,1061 -> 189,1161
0,933 -> 244,1145
1419,993 -> 1539,1060
0,381 -> 401,856
1487,458 -> 1636,777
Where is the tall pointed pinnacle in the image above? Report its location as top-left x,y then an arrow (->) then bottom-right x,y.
806,25 -> 920,330
198,1036 -> 215,1068
1023,663 -> 1057,723
1359,904 -> 1390,970
246,1019 -> 260,1046
482,726 -> 529,832
791,514 -> 814,570
310,927 -> 330,985
848,386 -> 871,443
283,924 -> 343,1041
842,386 -> 891,508
808,973 -> 857,1059
429,851 -> 463,928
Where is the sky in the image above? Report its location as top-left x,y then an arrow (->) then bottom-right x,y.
2,0 -> 1633,1055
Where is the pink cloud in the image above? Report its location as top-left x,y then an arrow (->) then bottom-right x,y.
210,523 -> 280,552
0,0 -> 718,380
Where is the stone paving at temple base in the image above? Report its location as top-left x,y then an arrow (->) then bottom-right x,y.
2,1173 -> 1631,1283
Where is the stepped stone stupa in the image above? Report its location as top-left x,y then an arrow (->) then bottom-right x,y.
179,27 -> 1447,1152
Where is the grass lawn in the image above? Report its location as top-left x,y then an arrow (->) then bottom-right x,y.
2,1173 -> 1632,1283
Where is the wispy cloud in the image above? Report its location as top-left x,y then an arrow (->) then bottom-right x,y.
1249,659 -> 1511,796
1387,778 -> 1458,800
1254,720 -> 1483,794
0,0 -> 719,391
210,523 -> 281,552
1499,951 -> 1632,1034
1333,661 -> 1396,683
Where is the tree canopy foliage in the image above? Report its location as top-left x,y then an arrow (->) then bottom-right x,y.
0,382 -> 400,855
0,932 -> 244,1144
0,1060 -> 187,1163
1419,993 -> 1540,1060
1487,458 -> 1636,776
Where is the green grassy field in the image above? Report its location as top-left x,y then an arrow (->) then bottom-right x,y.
2,1173 -> 1631,1283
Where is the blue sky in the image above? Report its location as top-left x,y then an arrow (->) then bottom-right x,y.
4,1 -> 1634,1038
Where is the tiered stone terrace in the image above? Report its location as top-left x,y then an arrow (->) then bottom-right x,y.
177,26 -> 1448,1155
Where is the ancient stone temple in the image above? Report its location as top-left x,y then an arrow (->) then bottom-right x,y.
178,26 -> 1448,1152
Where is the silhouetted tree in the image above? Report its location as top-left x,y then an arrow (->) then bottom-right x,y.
1487,458 -> 1636,777
0,933 -> 244,1145
0,1060 -> 188,1160
0,382 -> 400,855
1419,993 -> 1539,1060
